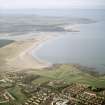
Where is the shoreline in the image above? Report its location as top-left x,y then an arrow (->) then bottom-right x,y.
4,32 -> 60,70
0,32 -> 105,75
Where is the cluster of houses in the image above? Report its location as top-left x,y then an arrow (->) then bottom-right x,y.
76,91 -> 105,105
22,83 -> 105,105
0,71 -> 105,105
62,83 -> 105,105
0,90 -> 15,104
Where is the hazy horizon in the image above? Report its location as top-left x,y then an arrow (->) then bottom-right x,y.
0,0 -> 105,10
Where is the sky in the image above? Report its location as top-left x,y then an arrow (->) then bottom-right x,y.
0,0 -> 105,9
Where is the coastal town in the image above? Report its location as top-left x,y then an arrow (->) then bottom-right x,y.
0,70 -> 105,105
0,1 -> 105,104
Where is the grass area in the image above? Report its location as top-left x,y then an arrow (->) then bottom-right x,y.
0,39 -> 14,48
32,64 -> 105,87
32,76 -> 53,85
0,103 -> 11,105
7,86 -> 26,104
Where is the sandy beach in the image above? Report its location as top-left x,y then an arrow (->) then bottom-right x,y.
0,32 -> 59,71
0,23 -> 80,72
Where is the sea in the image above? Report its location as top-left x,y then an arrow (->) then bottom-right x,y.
0,9 -> 105,73
34,9 -> 105,73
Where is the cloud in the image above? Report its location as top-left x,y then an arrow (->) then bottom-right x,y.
0,0 -> 105,9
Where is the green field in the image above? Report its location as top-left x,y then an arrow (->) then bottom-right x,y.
31,64 -> 105,88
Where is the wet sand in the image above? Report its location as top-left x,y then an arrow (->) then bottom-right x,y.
0,32 -> 59,71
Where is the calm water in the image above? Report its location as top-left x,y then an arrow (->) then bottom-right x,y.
34,10 -> 105,73
0,9 -> 105,73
